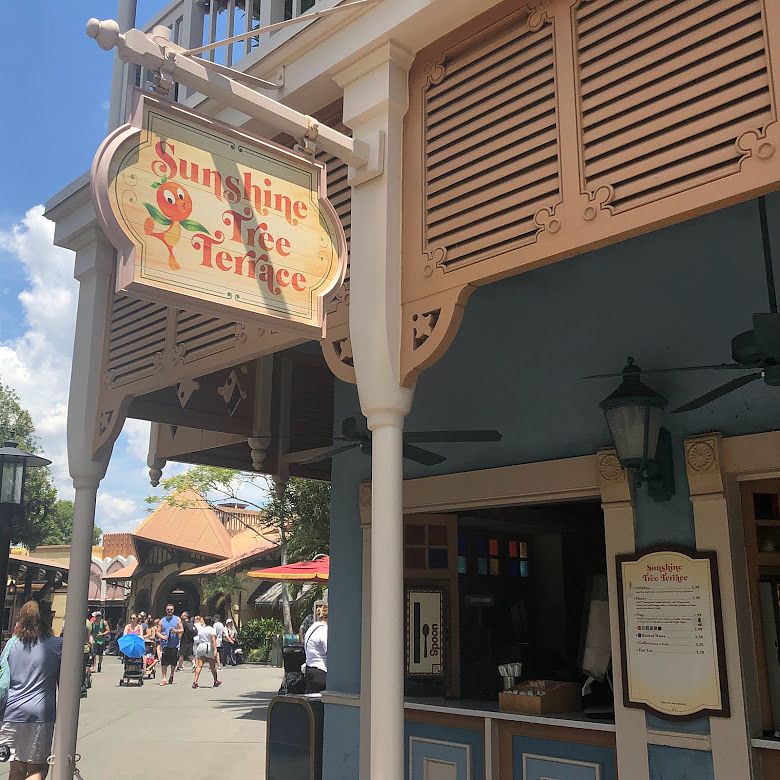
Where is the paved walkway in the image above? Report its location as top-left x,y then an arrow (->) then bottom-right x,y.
0,657 -> 283,779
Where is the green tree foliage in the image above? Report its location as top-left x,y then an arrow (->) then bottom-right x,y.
200,573 -> 247,622
148,465 -> 331,634
40,499 -> 102,546
0,384 -> 101,549
0,382 -> 56,549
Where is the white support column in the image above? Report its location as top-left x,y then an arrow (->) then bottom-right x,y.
685,434 -> 754,779
52,232 -> 116,780
180,0 -> 206,99
597,449 -> 650,780
335,42 -> 414,780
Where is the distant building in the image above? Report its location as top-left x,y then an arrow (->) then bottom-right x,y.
110,490 -> 280,624
32,532 -> 136,631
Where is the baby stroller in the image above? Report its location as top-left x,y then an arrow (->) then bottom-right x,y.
120,656 -> 144,686
117,633 -> 145,686
278,643 -> 306,695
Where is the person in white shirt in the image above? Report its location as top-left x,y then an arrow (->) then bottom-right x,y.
303,603 -> 328,694
192,616 -> 222,689
213,614 -> 225,670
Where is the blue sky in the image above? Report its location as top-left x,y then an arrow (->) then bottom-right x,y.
0,2 -> 186,533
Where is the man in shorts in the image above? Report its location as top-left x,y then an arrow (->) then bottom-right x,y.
157,603 -> 183,685
90,611 -> 109,672
176,611 -> 195,672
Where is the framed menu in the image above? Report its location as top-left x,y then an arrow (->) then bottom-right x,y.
406,587 -> 445,677
616,548 -> 729,719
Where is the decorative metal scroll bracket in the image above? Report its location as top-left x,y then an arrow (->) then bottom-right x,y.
85,18 -> 381,179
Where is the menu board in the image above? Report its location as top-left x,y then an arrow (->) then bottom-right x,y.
406,588 -> 445,677
616,549 -> 729,719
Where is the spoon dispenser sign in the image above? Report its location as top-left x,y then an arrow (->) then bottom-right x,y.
406,587 -> 445,677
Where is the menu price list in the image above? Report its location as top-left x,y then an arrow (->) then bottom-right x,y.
619,550 -> 726,718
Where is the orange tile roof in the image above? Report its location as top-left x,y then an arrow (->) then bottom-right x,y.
102,532 -> 134,559
132,490 -> 234,559
103,561 -> 138,581
181,536 -> 280,577
9,553 -> 69,573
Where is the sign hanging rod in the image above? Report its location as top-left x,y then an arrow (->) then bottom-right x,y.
182,0 -> 381,57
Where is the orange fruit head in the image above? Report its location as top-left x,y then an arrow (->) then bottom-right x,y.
156,181 -> 193,222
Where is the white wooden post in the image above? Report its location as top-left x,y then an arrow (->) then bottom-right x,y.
257,0 -> 286,47
335,41 -> 414,779
51,232 -> 116,780
180,0 -> 205,96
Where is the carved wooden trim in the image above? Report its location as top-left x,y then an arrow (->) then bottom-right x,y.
401,285 -> 474,387
597,447 -> 633,507
321,322 -> 356,385
401,0 -> 780,384
685,433 -> 725,497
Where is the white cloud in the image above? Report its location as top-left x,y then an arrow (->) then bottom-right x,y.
123,418 -> 151,464
96,491 -> 143,533
0,206 -> 77,494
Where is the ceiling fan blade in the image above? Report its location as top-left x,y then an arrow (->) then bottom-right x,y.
402,443 -> 446,466
404,430 -> 502,443
672,372 -> 763,413
291,443 -> 360,465
584,363 -> 744,379
758,195 -> 778,314
282,445 -> 343,464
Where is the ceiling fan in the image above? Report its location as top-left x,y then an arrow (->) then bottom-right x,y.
586,196 -> 780,412
284,416 -> 502,466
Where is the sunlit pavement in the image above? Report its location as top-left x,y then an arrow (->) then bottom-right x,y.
0,656 -> 283,779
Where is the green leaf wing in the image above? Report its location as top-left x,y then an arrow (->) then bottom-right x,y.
180,219 -> 209,234
144,203 -> 172,226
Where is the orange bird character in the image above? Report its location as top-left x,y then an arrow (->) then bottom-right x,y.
143,178 -> 208,270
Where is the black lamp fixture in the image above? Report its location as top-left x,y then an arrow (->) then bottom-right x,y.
598,358 -> 675,502
0,442 -> 51,626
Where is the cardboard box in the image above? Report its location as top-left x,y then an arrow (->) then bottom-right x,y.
498,680 -> 581,715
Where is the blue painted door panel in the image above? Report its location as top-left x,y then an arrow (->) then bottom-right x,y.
513,736 -> 617,780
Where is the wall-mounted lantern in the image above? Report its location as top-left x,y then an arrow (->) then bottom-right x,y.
599,358 -> 675,502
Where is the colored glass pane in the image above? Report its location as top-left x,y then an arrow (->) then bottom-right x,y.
428,525 -> 447,546
518,542 -> 528,559
477,558 -> 488,575
458,556 -> 467,574
489,558 -> 500,576
405,547 -> 426,569
489,539 -> 499,556
458,533 -> 466,555
520,560 -> 529,577
508,559 -> 519,577
508,541 -> 518,558
405,525 -> 425,545
477,538 -> 488,555
428,548 -> 448,569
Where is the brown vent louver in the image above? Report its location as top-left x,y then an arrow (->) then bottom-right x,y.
422,10 -> 560,271
174,311 -> 245,364
106,294 -> 168,386
575,0 -> 772,212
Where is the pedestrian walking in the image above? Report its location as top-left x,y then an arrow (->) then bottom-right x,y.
157,603 -> 183,685
223,619 -> 237,666
90,611 -> 109,673
123,614 -> 143,636
213,614 -> 225,670
304,603 -> 328,694
176,611 -> 195,672
192,616 -> 222,689
0,600 -> 63,778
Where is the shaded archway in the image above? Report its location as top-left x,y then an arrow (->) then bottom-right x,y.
153,574 -> 200,617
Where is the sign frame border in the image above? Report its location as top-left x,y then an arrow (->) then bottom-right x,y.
615,545 -> 730,721
405,584 -> 447,679
91,89 -> 348,337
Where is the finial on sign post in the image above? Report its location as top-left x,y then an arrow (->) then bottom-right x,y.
86,18 -> 124,51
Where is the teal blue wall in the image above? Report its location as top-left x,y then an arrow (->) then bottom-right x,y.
323,195 -> 780,778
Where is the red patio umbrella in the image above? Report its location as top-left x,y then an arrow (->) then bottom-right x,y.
247,555 -> 329,583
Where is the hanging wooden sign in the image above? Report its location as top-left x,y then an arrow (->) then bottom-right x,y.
91,91 -> 347,335
616,548 -> 729,720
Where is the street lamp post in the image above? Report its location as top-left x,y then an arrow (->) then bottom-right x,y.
0,441 -> 52,632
